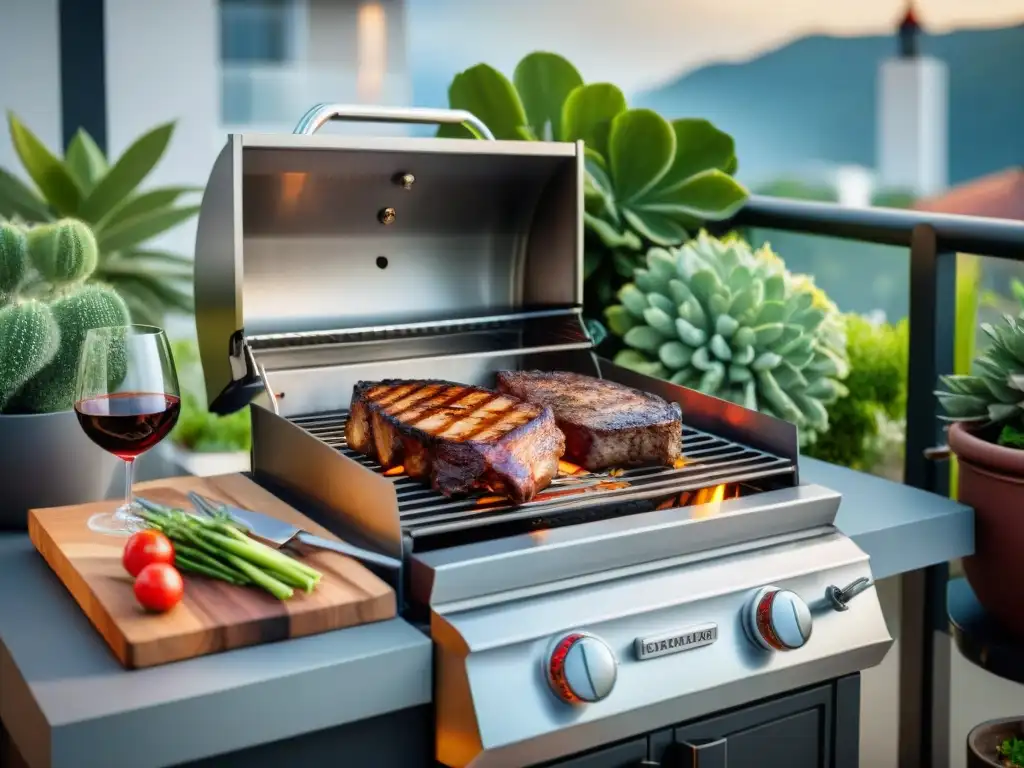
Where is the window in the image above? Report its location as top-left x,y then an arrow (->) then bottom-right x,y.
219,0 -> 302,124
219,0 -> 295,64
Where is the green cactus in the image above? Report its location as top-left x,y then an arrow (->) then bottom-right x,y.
12,285 -> 130,413
0,301 -> 60,409
0,223 -> 28,301
0,219 -> 131,415
26,219 -> 98,286
605,231 -> 850,445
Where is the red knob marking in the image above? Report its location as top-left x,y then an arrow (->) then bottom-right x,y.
548,633 -> 585,703
755,591 -> 787,650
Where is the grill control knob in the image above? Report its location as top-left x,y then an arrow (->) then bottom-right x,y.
545,632 -> 618,704
745,586 -> 813,651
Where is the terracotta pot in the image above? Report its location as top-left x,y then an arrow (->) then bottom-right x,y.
949,422 -> 1024,639
967,717 -> 1024,767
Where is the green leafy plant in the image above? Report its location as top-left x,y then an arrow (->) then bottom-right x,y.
604,231 -> 849,445
806,314 -> 909,471
437,52 -> 747,313
999,736 -> 1024,767
0,113 -> 199,326
0,219 -> 130,414
936,313 -> 1024,447
169,339 -> 251,453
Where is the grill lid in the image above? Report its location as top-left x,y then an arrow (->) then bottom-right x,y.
193,104 -> 587,414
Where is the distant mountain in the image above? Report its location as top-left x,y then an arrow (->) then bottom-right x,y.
636,24 -> 1024,186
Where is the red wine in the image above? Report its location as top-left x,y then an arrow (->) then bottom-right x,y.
75,393 -> 181,460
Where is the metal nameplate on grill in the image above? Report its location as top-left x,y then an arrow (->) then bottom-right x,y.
634,623 -> 718,661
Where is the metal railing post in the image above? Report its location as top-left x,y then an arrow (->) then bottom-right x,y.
898,225 -> 956,768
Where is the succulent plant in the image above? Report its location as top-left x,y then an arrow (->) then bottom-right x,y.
936,313 -> 1024,447
0,113 -> 198,325
0,219 -> 129,414
437,52 -> 748,311
605,232 -> 850,444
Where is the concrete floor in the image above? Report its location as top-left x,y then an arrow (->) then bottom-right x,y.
859,577 -> 1024,768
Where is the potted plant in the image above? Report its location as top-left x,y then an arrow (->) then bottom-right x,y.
0,218 -> 130,528
161,338 -> 251,476
936,313 -> 1024,638
967,718 -> 1024,767
0,113 -> 199,326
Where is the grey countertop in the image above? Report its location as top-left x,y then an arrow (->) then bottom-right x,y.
0,458 -> 973,767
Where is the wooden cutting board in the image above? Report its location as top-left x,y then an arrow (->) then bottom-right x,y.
28,473 -> 397,669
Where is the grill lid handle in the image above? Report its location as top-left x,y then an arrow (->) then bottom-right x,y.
293,104 -> 496,140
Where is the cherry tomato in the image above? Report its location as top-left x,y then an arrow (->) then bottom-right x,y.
134,563 -> 184,613
122,530 -> 175,578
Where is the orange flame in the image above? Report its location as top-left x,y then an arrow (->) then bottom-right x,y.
557,460 -> 587,476
654,484 -> 738,514
383,465 -> 405,477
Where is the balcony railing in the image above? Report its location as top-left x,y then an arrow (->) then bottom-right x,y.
220,64 -> 412,129
720,195 -> 1024,768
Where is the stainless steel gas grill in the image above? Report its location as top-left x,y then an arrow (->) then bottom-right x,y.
194,104 -> 893,768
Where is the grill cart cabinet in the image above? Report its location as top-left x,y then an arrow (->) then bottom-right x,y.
545,676 -> 861,768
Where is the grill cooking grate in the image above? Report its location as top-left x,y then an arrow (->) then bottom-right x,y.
290,410 -> 797,539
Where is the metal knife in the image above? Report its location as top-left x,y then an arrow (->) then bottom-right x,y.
188,492 -> 402,571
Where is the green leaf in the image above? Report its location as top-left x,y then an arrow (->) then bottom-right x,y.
111,275 -> 170,326
644,169 -> 748,220
78,122 -> 175,222
0,167 -> 52,221
97,205 -> 200,253
99,186 -> 200,232
7,112 -> 82,215
584,213 -> 641,250
513,52 -> 583,141
97,250 -> 194,280
64,129 -> 108,192
116,273 -> 194,313
607,109 -> 675,203
651,119 -> 736,193
560,83 -> 628,159
439,64 -> 528,141
621,209 -> 692,246
605,304 -> 637,336
624,324 -> 666,353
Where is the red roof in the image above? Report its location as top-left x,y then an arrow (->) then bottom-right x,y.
913,168 -> 1024,221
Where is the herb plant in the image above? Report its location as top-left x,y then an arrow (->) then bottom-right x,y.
169,339 -> 251,453
999,736 -> 1024,767
806,314 -> 909,471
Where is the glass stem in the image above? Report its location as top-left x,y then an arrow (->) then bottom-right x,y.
123,458 -> 135,515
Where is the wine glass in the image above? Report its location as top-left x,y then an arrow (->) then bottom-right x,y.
74,325 -> 181,536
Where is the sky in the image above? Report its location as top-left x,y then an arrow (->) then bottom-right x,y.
408,0 -> 1024,94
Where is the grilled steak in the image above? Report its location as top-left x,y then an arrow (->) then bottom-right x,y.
496,370 -> 682,471
345,379 -> 564,503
